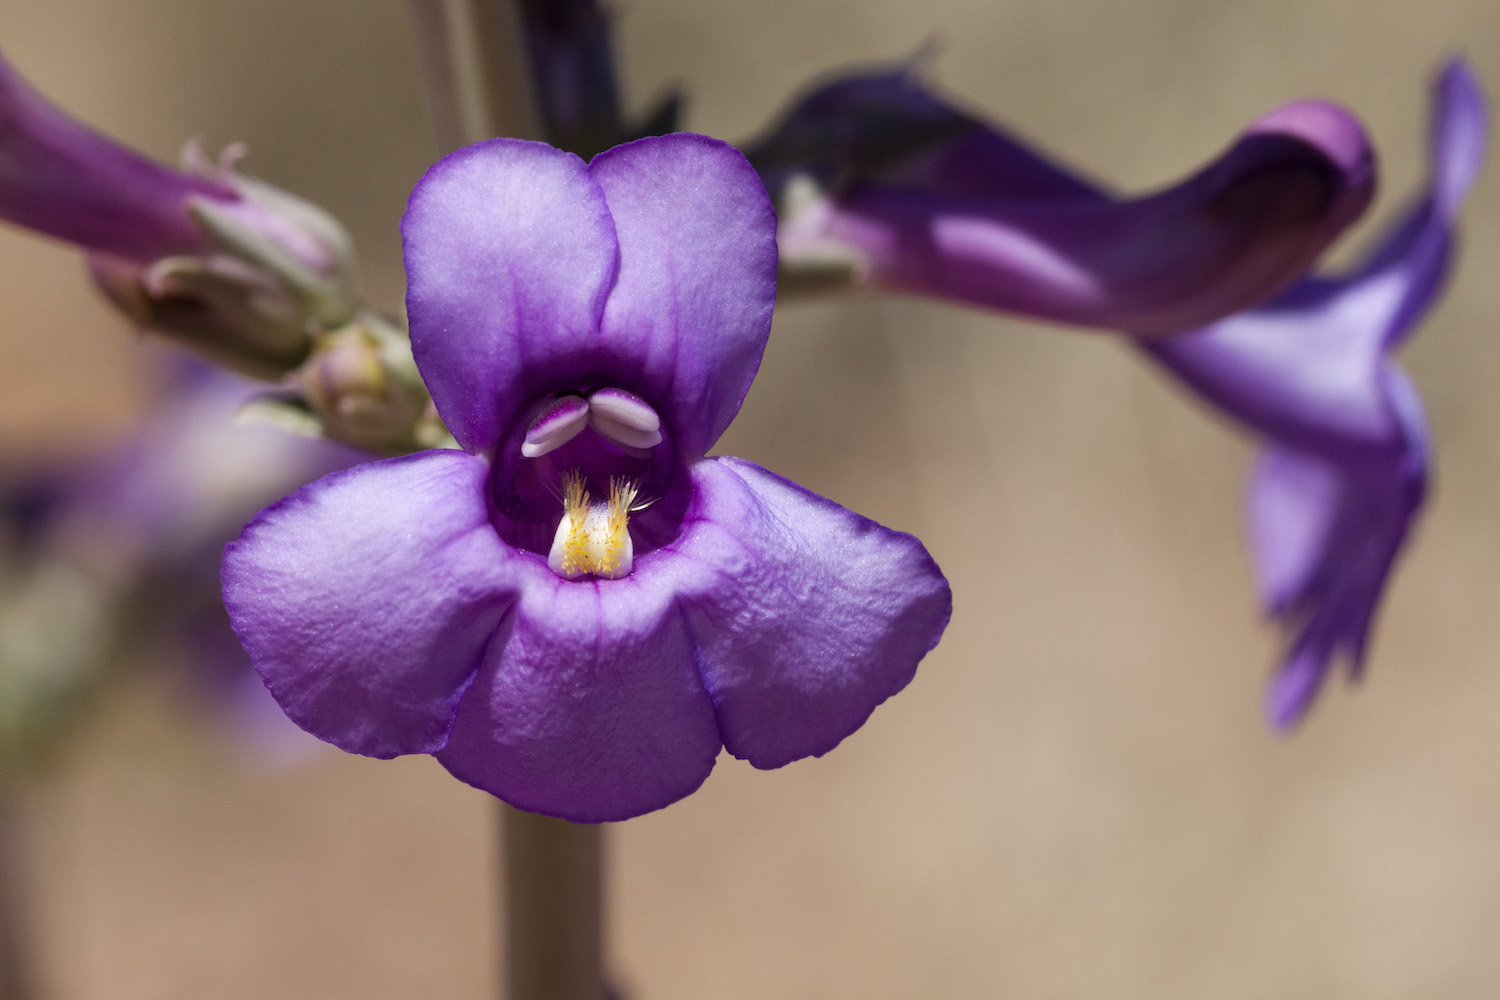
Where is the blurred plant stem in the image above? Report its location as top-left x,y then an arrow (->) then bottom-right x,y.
502,806 -> 604,1000
406,5 -> 605,999
406,0 -> 543,149
0,788 -> 36,1000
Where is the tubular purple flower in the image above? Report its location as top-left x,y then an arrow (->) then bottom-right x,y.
1143,59 -> 1487,728
753,66 -> 1376,335
0,49 -> 358,379
0,52 -> 227,261
221,134 -> 952,822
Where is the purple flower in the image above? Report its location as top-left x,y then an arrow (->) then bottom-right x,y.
222,133 -> 952,822
751,66 -> 1375,334
1143,59 -> 1487,728
0,49 -> 357,378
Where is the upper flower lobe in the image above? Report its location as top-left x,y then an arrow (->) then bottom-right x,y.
224,134 -> 951,821
1143,59 -> 1487,728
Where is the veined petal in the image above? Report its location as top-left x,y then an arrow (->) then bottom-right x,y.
402,138 -> 619,451
590,134 -> 778,459
0,50 -> 229,260
222,451 -> 517,757
437,562 -> 722,823
672,456 -> 951,769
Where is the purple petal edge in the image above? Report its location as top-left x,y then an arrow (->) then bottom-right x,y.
675,456 -> 952,769
436,566 -> 724,822
1140,59 -> 1488,729
222,451 -> 516,758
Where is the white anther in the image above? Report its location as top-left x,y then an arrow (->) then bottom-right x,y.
521,395 -> 590,458
589,412 -> 663,450
582,386 -> 660,437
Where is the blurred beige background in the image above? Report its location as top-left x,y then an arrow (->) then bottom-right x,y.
2,0 -> 1500,997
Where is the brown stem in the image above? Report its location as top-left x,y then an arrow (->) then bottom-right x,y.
501,805 -> 604,1000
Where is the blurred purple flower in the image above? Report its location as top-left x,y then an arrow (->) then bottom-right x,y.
0,49 -> 356,378
222,134 -> 952,822
1144,59 -> 1487,727
748,65 -> 1375,334
0,363 -> 353,762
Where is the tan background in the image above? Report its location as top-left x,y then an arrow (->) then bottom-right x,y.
2,0 -> 1500,997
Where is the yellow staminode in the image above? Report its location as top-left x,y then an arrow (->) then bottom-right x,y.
548,471 -> 639,580
557,470 -> 593,577
601,477 -> 641,575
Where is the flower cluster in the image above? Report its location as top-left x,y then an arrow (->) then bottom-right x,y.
1,22 -> 1486,817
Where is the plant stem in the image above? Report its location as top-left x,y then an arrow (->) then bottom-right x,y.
501,805 -> 603,1000
405,0 -> 543,150
0,789 -> 36,1000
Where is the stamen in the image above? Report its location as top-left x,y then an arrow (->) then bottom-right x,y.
587,388 -> 660,432
547,471 -> 638,580
522,395 -> 590,458
587,388 -> 663,450
590,413 -> 662,450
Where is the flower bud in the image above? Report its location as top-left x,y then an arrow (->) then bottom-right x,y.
291,314 -> 450,455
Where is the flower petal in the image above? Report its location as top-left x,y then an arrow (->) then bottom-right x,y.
1137,60 -> 1483,729
1245,447 -> 1344,614
589,134 -> 778,459
762,67 -> 1373,334
1250,439 -> 1424,731
222,450 -> 517,757
402,138 -> 619,451
1431,58 -> 1489,220
1145,57 -> 1487,461
0,50 -> 229,260
673,456 -> 951,769
436,565 -> 722,822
